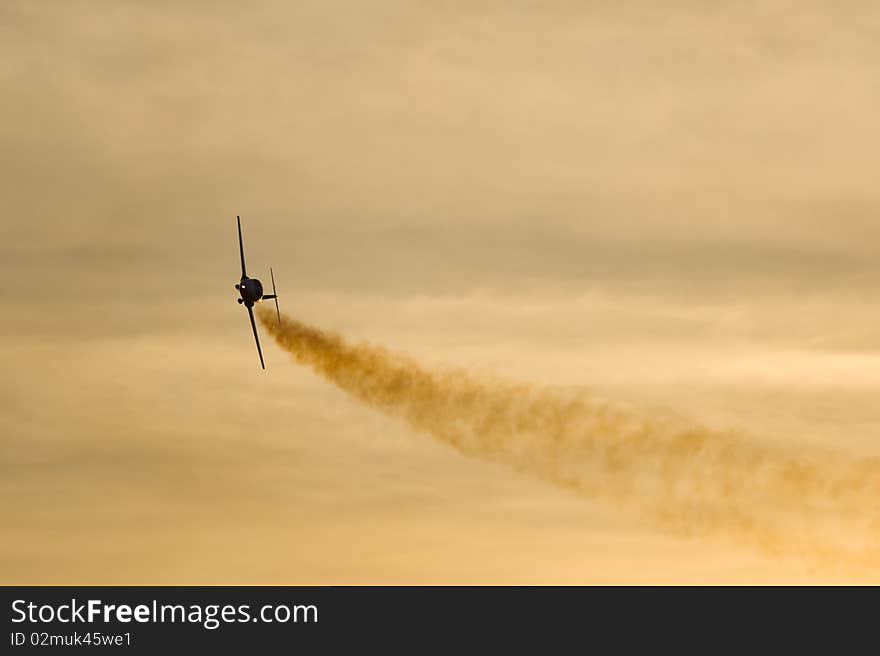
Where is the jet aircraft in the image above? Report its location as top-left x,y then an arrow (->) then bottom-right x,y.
234,216 -> 280,369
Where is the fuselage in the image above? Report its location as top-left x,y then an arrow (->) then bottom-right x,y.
235,276 -> 264,307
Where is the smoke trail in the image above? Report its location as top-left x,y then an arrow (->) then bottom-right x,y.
258,308 -> 880,573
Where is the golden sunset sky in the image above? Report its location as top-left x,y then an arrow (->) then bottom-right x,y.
3,1 -> 880,583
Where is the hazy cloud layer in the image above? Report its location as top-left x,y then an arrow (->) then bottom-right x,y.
2,1 -> 879,582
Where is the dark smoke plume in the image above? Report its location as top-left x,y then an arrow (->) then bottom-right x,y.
259,307 -> 880,573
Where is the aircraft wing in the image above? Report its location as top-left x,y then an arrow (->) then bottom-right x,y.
246,305 -> 265,370
237,215 -> 247,279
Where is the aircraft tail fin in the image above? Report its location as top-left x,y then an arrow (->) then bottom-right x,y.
270,267 -> 281,325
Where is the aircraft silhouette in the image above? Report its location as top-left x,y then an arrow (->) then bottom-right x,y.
234,216 -> 280,369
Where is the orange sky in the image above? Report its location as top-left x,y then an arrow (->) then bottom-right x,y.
2,1 -> 880,583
